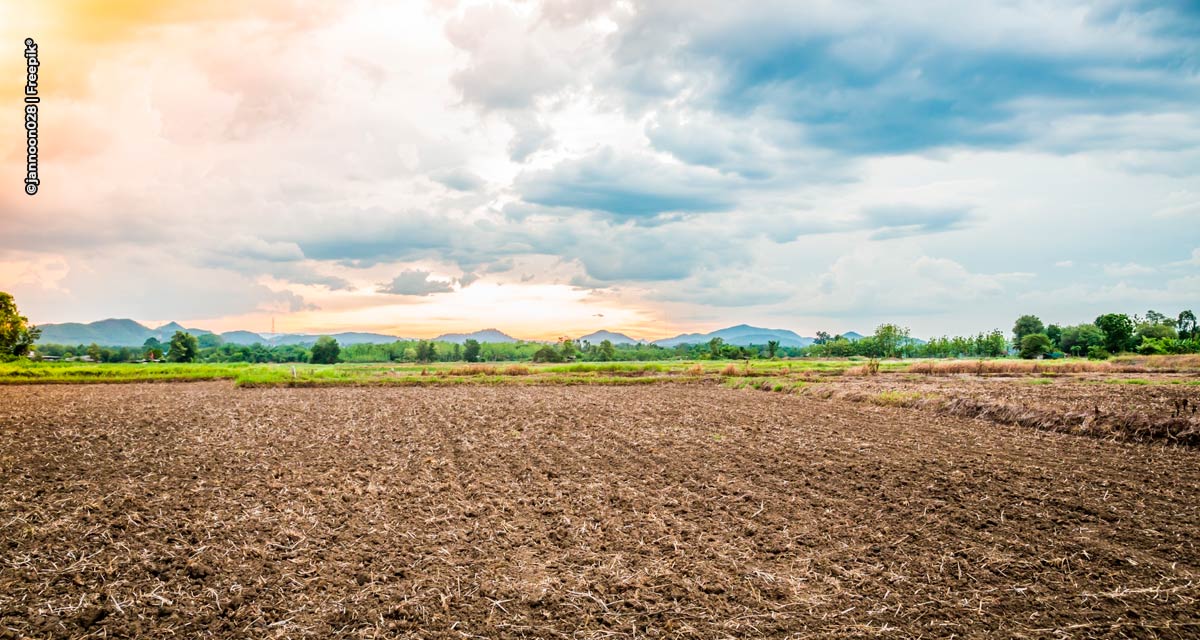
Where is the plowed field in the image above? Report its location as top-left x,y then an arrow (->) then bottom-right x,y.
1,383 -> 1196,638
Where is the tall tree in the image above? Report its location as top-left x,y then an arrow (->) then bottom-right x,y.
1178,310 -> 1197,340
708,337 -> 724,359
1012,315 -> 1045,343
597,339 -> 616,362
167,331 -> 200,363
0,292 -> 40,357
1094,313 -> 1135,354
1045,324 -> 1062,349
766,340 -> 780,359
310,336 -> 341,364
873,323 -> 906,358
463,339 -> 481,363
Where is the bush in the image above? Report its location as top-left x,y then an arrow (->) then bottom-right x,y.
1019,333 -> 1053,359
1087,346 -> 1111,360
1138,339 -> 1168,355
531,346 -> 563,363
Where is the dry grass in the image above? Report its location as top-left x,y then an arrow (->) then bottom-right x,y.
906,359 -> 1134,376
844,359 -> 881,377
1111,354 -> 1200,371
720,363 -> 739,376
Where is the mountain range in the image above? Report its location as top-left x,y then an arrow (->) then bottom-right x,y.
652,324 -> 816,348
34,318 -> 876,348
36,319 -> 408,348
433,329 -> 519,344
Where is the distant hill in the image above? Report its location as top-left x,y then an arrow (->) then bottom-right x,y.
38,319 -> 154,346
154,322 -> 212,338
36,319 -> 405,347
434,328 -> 518,344
219,330 -> 267,345
576,330 -> 642,345
34,318 -> 913,350
267,332 -> 408,346
654,324 -> 814,348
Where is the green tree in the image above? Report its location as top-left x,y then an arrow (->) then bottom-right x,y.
559,339 -> 578,361
310,336 -> 341,364
198,333 -> 224,349
1012,315 -> 1045,343
532,345 -> 563,363
1045,324 -> 1062,349
1095,313 -> 1134,354
766,340 -> 780,359
86,343 -> 103,361
1135,323 -> 1177,342
708,337 -> 725,359
1019,333 -> 1052,359
1144,310 -> 1171,326
412,340 -> 438,363
1059,324 -> 1106,357
873,323 -> 907,358
0,292 -> 40,357
167,331 -> 200,362
597,339 -> 616,362
463,339 -> 481,363
1178,310 -> 1197,340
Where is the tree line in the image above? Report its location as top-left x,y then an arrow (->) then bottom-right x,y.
1,291 -> 1196,364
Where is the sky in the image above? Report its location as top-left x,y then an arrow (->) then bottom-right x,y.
1,0 -> 1198,341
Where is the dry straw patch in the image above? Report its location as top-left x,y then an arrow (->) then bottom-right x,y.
906,359 -> 1134,376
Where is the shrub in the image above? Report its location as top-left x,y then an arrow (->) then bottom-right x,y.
1087,346 -> 1111,360
531,346 -> 563,363
1019,333 -> 1053,359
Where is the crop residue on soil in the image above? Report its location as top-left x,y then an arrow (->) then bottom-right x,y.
0,383 -> 1197,638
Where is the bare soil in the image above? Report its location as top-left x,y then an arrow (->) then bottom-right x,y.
811,374 -> 1200,445
1,382 -> 1197,638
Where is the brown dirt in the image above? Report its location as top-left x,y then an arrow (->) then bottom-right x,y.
809,374 -> 1200,445
1,382 -> 1197,638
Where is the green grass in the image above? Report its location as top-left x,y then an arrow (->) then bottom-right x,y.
7,359 -> 1193,389
0,360 -> 713,387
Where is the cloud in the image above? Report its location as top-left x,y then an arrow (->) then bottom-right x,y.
803,245 -> 1033,315
1103,262 -> 1156,278
1055,260 -> 1074,268
860,205 -> 975,240
506,112 -> 555,161
515,147 -> 737,220
378,270 -> 455,296
431,168 -> 486,192
445,3 -> 578,110
605,1 -> 1200,156
223,236 -> 305,262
